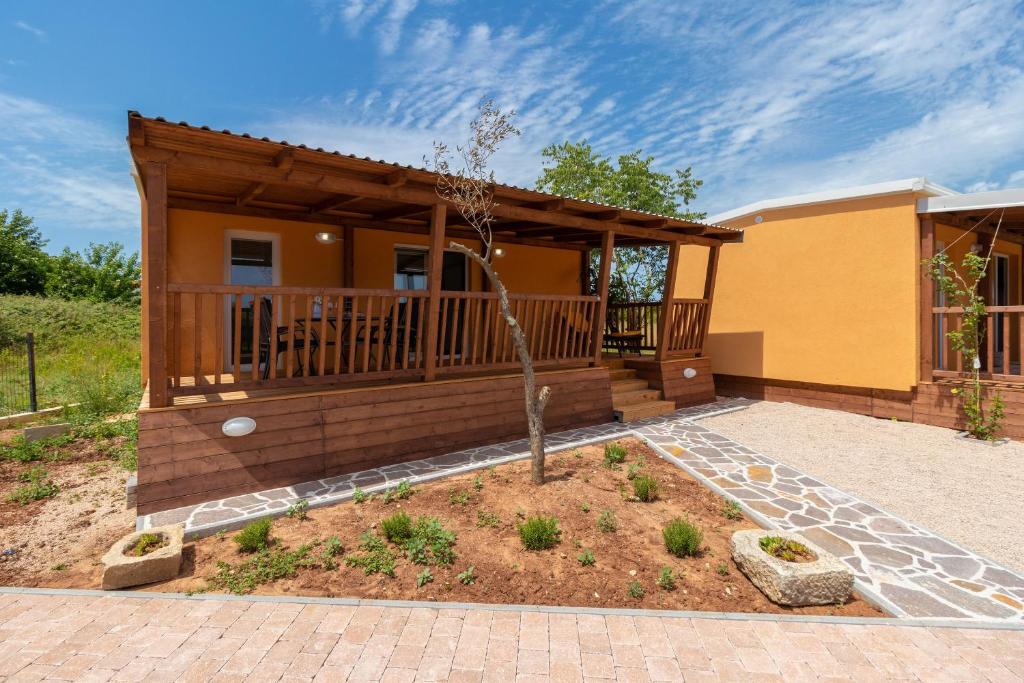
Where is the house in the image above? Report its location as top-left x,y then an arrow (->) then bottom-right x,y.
676,178 -> 1024,436
128,113 -> 743,515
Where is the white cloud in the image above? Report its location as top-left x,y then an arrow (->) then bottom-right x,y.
13,20 -> 46,40
1007,170 -> 1024,187
314,0 -> 421,54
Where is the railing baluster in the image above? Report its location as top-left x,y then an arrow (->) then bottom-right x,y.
361,296 -> 373,373
233,294 -> 243,382
319,294 -> 330,376
401,295 -> 413,370
172,293 -> 181,388
348,295 -> 359,375
1003,312 -> 1011,375
285,295 -> 296,378
332,295 -> 344,377
415,296 -> 426,369
268,294 -> 278,382
213,293 -> 223,384
986,315 -> 994,375
250,292 -> 261,382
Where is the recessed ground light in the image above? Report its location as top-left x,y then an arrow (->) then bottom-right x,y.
683,367 -> 698,379
315,231 -> 337,244
222,417 -> 256,437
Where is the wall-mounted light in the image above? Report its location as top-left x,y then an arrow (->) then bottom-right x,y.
754,215 -> 764,225
683,367 -> 698,379
315,231 -> 338,245
492,247 -> 506,258
969,243 -> 983,254
222,417 -> 256,437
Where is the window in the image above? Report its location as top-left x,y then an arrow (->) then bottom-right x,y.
395,248 -> 428,290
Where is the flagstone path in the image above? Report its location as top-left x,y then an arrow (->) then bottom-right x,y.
1,590 -> 1022,682
139,398 -> 1024,623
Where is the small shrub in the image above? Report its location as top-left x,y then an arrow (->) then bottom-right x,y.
722,500 -> 743,521
596,510 -> 617,533
404,516 -> 457,566
577,549 -> 595,566
131,533 -> 164,557
603,442 -> 627,466
209,543 -> 321,594
416,568 -> 434,588
345,532 -> 397,576
234,518 -> 273,553
476,510 -> 500,528
627,581 -> 645,599
352,487 -> 368,503
456,566 -> 476,585
472,476 -> 483,491
759,536 -> 814,562
321,536 -> 344,569
632,475 -> 658,502
518,516 -> 561,550
626,455 -> 647,480
380,511 -> 414,543
448,488 -> 471,506
663,517 -> 702,558
657,567 -> 677,591
51,563 -> 68,571
716,562 -> 730,576
580,502 -> 590,513
7,466 -> 58,504
394,481 -> 414,499
285,499 -> 310,520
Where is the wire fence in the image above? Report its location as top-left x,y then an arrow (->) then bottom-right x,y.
0,333 -> 38,416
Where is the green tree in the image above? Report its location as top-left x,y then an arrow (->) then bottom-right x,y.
46,242 -> 141,305
0,209 -> 49,295
536,141 -> 705,302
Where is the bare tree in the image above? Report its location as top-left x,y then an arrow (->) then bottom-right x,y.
427,100 -> 551,485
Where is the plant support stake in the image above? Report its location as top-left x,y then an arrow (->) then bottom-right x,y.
26,332 -> 37,413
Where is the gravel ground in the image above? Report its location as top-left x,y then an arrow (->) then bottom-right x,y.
698,401 -> 1024,574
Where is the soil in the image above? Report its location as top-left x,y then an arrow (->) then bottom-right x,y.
0,427 -> 136,585
134,439 -> 880,617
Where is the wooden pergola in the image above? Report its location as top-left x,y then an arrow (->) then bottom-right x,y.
128,113 -> 743,407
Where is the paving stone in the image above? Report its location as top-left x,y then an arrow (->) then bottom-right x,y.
910,576 -> 1015,619
867,517 -> 912,534
746,465 -> 773,483
983,567 -> 1024,589
992,593 -> 1024,610
882,535 -> 968,556
879,584 -> 968,618
826,525 -> 880,544
932,556 -> 982,580
859,544 -> 914,569
745,500 -> 787,518
797,529 -> 853,558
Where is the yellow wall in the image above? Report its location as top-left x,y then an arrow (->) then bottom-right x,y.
676,194 -> 923,391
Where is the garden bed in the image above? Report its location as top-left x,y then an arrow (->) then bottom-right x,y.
138,439 -> 881,616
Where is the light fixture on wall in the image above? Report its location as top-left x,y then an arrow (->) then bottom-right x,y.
492,247 -> 506,258
683,367 -> 698,379
754,215 -> 764,224
222,417 -> 257,437
970,243 -> 983,254
315,231 -> 337,245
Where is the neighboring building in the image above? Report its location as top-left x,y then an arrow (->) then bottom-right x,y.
676,178 -> 1024,436
129,113 -> 741,515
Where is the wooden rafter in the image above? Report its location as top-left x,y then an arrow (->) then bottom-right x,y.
372,205 -> 430,221
311,194 -> 363,214
236,149 -> 294,207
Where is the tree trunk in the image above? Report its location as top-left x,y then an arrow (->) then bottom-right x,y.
449,242 -> 550,484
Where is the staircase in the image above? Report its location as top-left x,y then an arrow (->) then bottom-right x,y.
606,358 -> 677,422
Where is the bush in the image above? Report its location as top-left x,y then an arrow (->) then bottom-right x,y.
476,510 -> 500,528
603,442 -> 627,466
722,499 -> 743,520
285,499 -> 309,520
518,516 -> 561,550
234,518 -> 272,553
345,531 -> 397,576
208,542 -> 321,594
416,568 -> 433,588
456,566 -> 476,585
380,510 -> 414,543
596,510 -> 617,533
7,465 -> 58,504
627,581 -> 645,599
404,516 -> 457,565
578,549 -> 595,566
657,567 -> 676,591
663,517 -> 702,557
632,475 -> 658,502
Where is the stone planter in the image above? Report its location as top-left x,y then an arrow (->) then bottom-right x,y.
731,529 -> 853,607
101,524 -> 184,590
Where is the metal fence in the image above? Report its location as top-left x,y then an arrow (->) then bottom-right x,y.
0,333 -> 38,416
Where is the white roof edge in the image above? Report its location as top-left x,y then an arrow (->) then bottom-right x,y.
708,177 -> 958,224
917,187 -> 1024,214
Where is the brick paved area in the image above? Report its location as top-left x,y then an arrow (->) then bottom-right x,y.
1,591 -> 1022,682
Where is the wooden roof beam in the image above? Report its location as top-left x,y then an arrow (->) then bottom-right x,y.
311,194 -> 363,214
591,209 -> 621,221
372,205 -> 430,221
384,169 -> 408,187
523,198 -> 565,211
132,146 -> 731,246
236,149 -> 294,207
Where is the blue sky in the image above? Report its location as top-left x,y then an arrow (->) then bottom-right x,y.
1,1 -> 1023,253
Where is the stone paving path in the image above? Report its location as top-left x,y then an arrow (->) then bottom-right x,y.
1,590 -> 1023,682
140,398 -> 1024,623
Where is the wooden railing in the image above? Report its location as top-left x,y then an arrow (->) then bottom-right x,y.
433,292 -> 598,374
664,298 -> 711,355
164,284 -> 597,394
932,305 -> 1024,382
605,302 -> 660,350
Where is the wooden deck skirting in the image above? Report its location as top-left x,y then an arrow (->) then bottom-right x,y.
624,357 -> 716,409
136,366 -> 614,514
714,373 -> 1024,439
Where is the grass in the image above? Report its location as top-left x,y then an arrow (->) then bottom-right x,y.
722,499 -> 743,521
518,515 -> 561,550
234,518 -> 273,553
7,465 -> 58,504
627,581 -> 645,599
345,531 -> 398,576
475,510 -> 500,528
285,499 -> 310,520
663,517 -> 703,558
208,542 -> 325,594
0,295 -> 141,417
380,510 -> 414,543
603,442 -> 627,467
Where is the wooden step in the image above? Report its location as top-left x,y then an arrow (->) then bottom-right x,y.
608,368 -> 637,381
611,379 -> 648,394
613,400 -> 677,422
604,358 -> 626,370
612,388 -> 662,407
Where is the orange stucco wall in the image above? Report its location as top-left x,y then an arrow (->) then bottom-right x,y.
150,209 -> 583,377
676,193 -> 924,391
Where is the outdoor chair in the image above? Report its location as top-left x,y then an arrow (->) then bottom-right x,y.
257,297 -> 320,379
605,320 -> 644,357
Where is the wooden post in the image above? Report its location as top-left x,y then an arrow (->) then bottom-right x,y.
591,231 -> 614,364
697,245 -> 720,356
145,161 -> 169,407
920,217 -> 935,382
580,249 -> 591,295
423,204 -> 446,382
342,226 -> 354,288
655,241 -> 681,361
